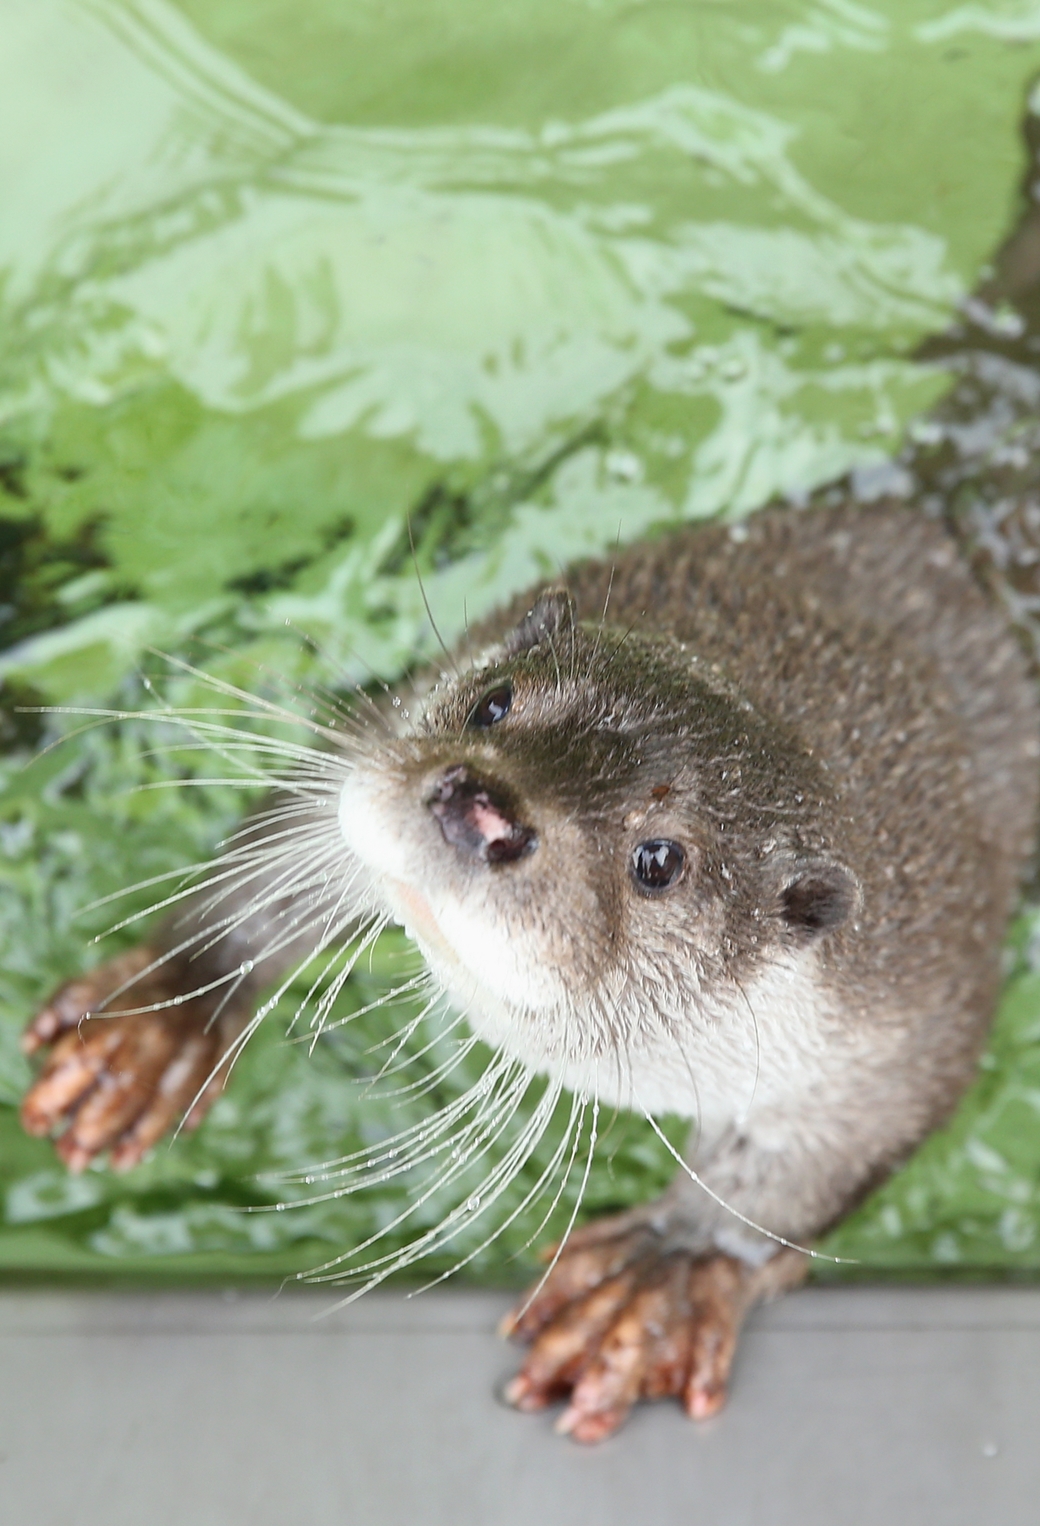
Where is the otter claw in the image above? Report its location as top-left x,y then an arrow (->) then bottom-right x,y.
20,946 -> 250,1171
504,1216 -> 808,1442
21,947 -> 154,1057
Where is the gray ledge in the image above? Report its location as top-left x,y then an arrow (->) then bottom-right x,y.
2,1286 -> 1039,1525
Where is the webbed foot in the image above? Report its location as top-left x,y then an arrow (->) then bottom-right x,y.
21,946 -> 250,1171
502,1212 -> 807,1442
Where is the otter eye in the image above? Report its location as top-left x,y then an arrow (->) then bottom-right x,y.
631,839 -> 686,893
468,682 -> 512,729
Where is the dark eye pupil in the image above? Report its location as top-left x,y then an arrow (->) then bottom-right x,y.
468,683 -> 512,728
632,839 -> 685,891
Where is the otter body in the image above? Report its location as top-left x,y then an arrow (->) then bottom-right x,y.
21,496 -> 1040,1438
335,501 -> 1038,1261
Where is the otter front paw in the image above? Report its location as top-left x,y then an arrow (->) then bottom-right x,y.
502,1214 -> 807,1443
21,946 -> 250,1172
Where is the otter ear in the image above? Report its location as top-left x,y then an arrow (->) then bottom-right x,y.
780,861 -> 858,940
503,587 -> 576,656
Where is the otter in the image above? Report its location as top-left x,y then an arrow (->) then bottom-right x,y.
18,103 -> 1040,1446
18,497 -> 1040,1438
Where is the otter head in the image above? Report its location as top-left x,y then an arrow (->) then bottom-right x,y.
337,587 -> 859,1116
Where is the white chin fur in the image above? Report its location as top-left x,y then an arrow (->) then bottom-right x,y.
337,772 -> 567,1017
338,774 -> 837,1144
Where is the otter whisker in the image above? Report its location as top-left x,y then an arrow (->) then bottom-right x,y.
172,627 -> 388,739
220,796 -> 345,840
42,704 -> 344,764
597,987 -> 641,1119
143,697 -> 372,773
277,617 -> 399,712
80,815 -> 330,912
360,993 -> 461,1074
72,966 -> 251,1021
124,719 -> 351,756
182,837 -> 361,953
509,1095 -> 599,1324
407,512 -> 460,680
175,1004 -> 272,1130
411,1078 -> 572,1294
129,761 -> 329,789
126,742 -> 343,791
170,914 -> 390,1135
266,1105 -> 486,1201
83,856 -> 268,925
359,1028 -> 481,1103
602,626 -> 641,677
86,870 -> 359,1018
257,1055 -> 567,1294
545,629 -> 563,696
274,1058 -> 532,1250
284,940 -> 365,1040
365,996 -> 463,1078
285,1073 -> 528,1221
642,1112 -> 854,1265
305,1068 -> 549,1295
510,1087 -> 589,1258
177,878 -> 354,992
142,651 -> 359,745
340,979 -> 436,1043
216,908 -> 383,1048
295,975 -> 431,1042
336,1050 -> 528,1191
92,823 -> 345,943
304,917 -> 390,1049
264,1079 -> 486,1189
586,534 -> 622,672
264,1044 -> 521,1186
730,972 -> 763,1127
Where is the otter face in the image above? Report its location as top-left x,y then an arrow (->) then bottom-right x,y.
337,590 -> 857,1118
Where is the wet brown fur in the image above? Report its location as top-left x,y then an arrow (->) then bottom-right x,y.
444,500 -> 1038,1242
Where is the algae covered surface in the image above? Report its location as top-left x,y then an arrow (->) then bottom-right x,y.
4,0 -> 1040,1281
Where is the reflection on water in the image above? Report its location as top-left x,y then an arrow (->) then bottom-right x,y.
3,0 -> 1040,1276
1,0 -> 1014,682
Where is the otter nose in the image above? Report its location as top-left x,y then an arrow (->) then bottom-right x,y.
426,764 -> 537,865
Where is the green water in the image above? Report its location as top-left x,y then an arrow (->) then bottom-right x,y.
4,0 -> 1040,1280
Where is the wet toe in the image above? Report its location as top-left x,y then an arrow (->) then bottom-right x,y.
109,1033 -> 219,1169
509,1269 -> 644,1403
19,1033 -> 116,1133
507,1233 -> 655,1340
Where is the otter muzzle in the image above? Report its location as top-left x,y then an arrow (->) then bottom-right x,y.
426,764 -> 537,866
